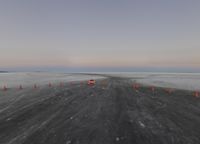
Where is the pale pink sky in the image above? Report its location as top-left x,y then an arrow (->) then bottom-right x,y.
0,0 -> 200,70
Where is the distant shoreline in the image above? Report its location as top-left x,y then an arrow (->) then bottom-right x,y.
0,71 -> 9,73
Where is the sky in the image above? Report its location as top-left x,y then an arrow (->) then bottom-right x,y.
0,0 -> 200,72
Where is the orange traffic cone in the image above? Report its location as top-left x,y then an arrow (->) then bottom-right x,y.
34,84 -> 37,89
59,82 -> 63,87
3,86 -> 7,91
194,91 -> 199,97
19,85 -> 23,90
151,86 -> 155,93
165,88 -> 173,94
133,84 -> 139,91
48,83 -> 52,87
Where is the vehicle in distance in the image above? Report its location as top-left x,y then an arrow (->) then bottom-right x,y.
88,79 -> 96,85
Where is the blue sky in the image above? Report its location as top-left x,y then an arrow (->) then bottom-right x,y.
0,0 -> 200,72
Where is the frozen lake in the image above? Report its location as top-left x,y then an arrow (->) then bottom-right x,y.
102,72 -> 200,91
0,72 -> 200,91
0,72 -> 105,88
125,73 -> 200,91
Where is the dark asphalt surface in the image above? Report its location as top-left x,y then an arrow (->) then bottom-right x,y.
0,77 -> 200,144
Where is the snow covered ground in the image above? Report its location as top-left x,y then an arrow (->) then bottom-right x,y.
130,73 -> 200,91
102,72 -> 200,91
0,72 -> 105,88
